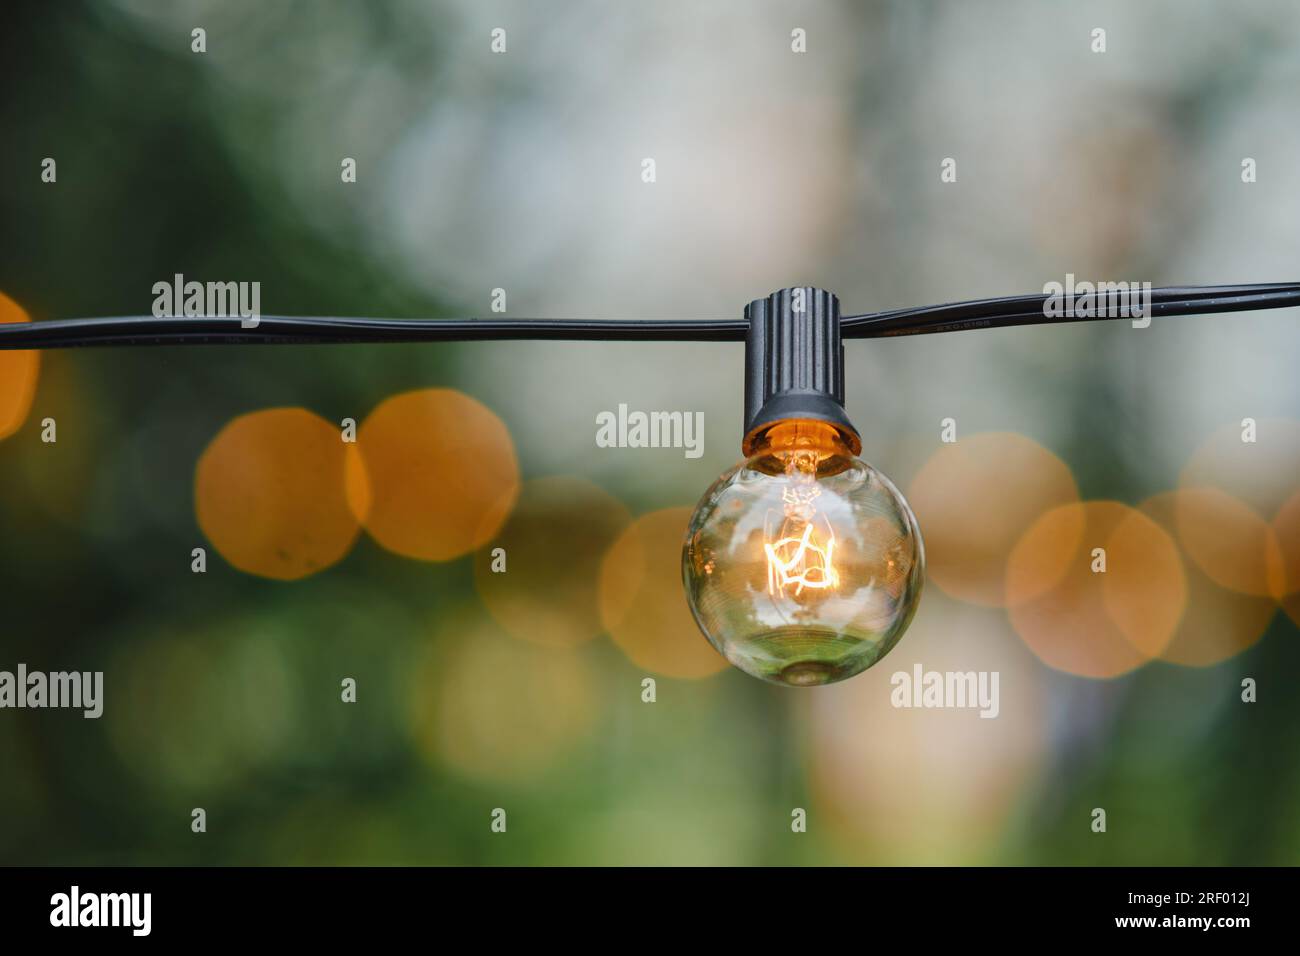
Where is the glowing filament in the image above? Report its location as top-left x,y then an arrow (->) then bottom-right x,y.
765,521 -> 839,596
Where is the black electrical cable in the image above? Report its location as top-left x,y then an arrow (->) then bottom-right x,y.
0,282 -> 1296,349
842,282 -> 1300,337
0,314 -> 750,348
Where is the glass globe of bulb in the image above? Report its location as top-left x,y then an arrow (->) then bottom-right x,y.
683,419 -> 924,686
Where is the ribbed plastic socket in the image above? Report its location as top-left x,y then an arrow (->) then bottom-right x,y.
741,287 -> 861,455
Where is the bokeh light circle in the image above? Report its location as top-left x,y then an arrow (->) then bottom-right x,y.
1178,418 -> 1300,598
106,627 -> 297,796
357,388 -> 519,561
1180,418 -> 1300,517
474,476 -> 632,648
908,432 -> 1079,607
808,600 -> 1047,863
1007,501 -> 1185,678
600,507 -> 728,679
1275,489 -> 1300,628
196,407 -> 363,579
1140,491 -> 1276,666
0,290 -> 40,440
1173,487 -> 1285,599
410,610 -> 595,784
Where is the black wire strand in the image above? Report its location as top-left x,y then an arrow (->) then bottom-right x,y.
1,283 -> 1296,349
841,283 -> 1300,337
0,315 -> 750,348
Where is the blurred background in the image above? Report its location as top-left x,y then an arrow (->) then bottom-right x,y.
1,0 -> 1298,865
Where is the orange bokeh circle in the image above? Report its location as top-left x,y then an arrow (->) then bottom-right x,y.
599,507 -> 728,680
1275,489 -> 1300,627
1177,419 -> 1300,598
1173,486 -> 1285,600
1007,501 -> 1185,678
1140,491 -> 1276,666
0,290 -> 40,440
908,432 -> 1079,607
356,389 -> 519,561
195,407 -> 363,580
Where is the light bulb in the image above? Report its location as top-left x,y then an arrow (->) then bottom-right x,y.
680,286 -> 925,686
684,420 -> 924,686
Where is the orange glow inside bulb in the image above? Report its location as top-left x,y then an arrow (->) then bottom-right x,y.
765,518 -> 839,596
752,420 -> 853,600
